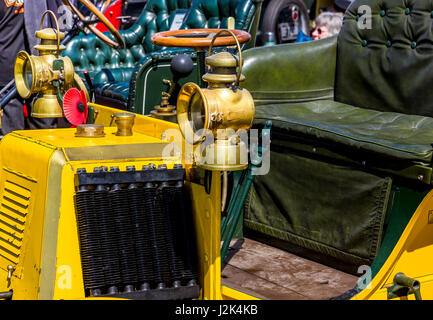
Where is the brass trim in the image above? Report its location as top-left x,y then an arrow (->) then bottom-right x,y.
75,124 -> 105,138
112,113 -> 135,136
14,51 -> 34,99
63,143 -> 171,161
39,150 -> 67,300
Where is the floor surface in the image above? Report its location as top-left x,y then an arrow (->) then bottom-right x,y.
221,238 -> 359,300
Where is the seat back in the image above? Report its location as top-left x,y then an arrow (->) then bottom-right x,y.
65,0 -> 261,78
182,0 -> 261,50
64,0 -> 192,77
335,0 -> 433,117
182,0 -> 258,31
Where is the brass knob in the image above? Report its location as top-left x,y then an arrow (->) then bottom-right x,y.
112,113 -> 135,136
7,265 -> 15,284
75,124 -> 106,138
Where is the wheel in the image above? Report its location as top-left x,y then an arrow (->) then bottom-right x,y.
262,0 -> 310,44
61,0 -> 125,49
150,29 -> 251,49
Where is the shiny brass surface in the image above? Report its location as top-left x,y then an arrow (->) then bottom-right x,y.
195,139 -> 248,171
151,80 -> 177,123
32,94 -> 63,118
34,28 -> 66,52
177,30 -> 255,171
206,51 -> 238,68
64,143 -> 170,161
150,105 -> 177,123
75,124 -> 106,137
177,82 -> 254,144
203,51 -> 245,83
6,265 -> 15,286
14,10 -> 80,118
112,113 -> 135,136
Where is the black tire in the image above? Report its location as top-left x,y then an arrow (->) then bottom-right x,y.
262,0 -> 310,44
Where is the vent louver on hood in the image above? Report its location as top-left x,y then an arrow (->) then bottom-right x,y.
0,169 -> 36,276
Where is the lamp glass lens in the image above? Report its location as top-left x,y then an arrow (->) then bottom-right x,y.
23,59 -> 33,91
188,91 -> 205,132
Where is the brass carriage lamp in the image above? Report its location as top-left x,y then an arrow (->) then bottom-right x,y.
176,30 -> 255,171
14,11 -> 77,118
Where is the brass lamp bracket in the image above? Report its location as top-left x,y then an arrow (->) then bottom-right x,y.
177,29 -> 255,171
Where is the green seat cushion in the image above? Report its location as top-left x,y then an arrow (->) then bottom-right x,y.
255,100 -> 433,163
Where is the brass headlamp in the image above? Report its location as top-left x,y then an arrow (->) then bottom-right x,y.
177,30 -> 255,171
14,11 -> 85,118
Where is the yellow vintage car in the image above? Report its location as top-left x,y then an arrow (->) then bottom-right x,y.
0,0 -> 430,302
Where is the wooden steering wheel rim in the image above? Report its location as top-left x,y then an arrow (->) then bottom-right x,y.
61,0 -> 125,49
150,29 -> 251,48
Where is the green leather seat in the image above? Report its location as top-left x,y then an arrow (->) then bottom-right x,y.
97,0 -> 262,111
243,0 -> 433,180
257,101 -> 433,163
64,0 -> 192,80
242,0 -> 433,274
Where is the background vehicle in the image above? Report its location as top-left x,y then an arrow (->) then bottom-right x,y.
259,0 -> 311,45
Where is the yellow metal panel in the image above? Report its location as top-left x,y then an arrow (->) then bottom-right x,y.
52,164 -> 86,300
39,150 -> 68,299
15,127 -> 165,149
0,133 -> 56,299
3,182 -> 32,199
187,171 -> 223,300
91,103 -> 194,169
221,286 -> 260,300
354,190 -> 433,300
0,168 -> 36,278
0,219 -> 24,239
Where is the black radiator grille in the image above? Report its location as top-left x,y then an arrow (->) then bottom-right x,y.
73,165 -> 199,299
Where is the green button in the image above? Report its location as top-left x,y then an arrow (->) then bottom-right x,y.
356,15 -> 360,21
361,39 -> 367,47
386,40 -> 391,47
405,8 -> 410,14
380,10 -> 386,17
411,41 -> 416,49
431,11 -> 433,18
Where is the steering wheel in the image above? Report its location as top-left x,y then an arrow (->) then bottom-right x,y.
150,29 -> 251,49
61,0 -> 125,49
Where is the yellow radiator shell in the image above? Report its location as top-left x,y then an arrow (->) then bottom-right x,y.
0,104 -> 250,300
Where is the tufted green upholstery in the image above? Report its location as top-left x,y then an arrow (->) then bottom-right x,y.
91,0 -> 262,111
64,0 -> 262,110
64,0 -> 192,79
335,0 -> 433,117
182,0 -> 259,35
